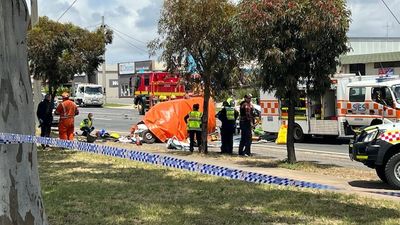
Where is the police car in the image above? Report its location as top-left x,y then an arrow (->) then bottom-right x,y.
350,122 -> 400,189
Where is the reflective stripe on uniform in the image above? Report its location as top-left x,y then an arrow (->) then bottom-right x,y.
226,107 -> 235,121
80,119 -> 92,129
60,103 -> 72,119
188,111 -> 202,131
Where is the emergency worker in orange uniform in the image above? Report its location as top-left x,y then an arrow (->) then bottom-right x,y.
55,92 -> 79,140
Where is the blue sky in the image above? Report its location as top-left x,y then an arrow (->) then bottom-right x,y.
31,0 -> 400,64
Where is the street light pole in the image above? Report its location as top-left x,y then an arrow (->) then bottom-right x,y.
101,15 -> 107,104
31,0 -> 42,126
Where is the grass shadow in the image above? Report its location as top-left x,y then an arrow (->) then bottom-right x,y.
237,159 -> 342,170
349,180 -> 399,190
39,150 -> 400,225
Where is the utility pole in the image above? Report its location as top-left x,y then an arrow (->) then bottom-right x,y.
31,0 -> 42,126
31,0 -> 38,26
101,16 -> 107,104
385,22 -> 391,39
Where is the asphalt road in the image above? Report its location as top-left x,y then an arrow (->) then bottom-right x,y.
74,106 -> 142,133
61,106 -> 360,168
73,107 -> 350,153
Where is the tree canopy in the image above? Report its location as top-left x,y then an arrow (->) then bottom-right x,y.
238,0 -> 350,162
151,0 -> 241,153
28,16 -> 113,96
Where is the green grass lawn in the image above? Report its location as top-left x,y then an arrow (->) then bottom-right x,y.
38,149 -> 400,225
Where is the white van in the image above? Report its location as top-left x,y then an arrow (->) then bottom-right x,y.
74,83 -> 104,107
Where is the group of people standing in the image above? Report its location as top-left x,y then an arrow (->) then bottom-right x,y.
186,94 -> 255,156
36,92 -> 94,148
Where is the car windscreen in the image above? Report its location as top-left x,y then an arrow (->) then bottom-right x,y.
392,85 -> 400,104
85,87 -> 102,94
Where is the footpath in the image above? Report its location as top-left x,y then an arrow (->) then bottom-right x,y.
100,140 -> 400,202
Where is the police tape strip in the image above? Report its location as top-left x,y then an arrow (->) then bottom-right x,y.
0,133 -> 338,191
370,191 -> 400,198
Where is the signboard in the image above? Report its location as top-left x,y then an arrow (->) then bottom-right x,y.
109,79 -> 119,87
378,68 -> 394,76
135,60 -> 153,72
118,62 -> 135,75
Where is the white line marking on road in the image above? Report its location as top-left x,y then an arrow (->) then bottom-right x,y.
255,144 -> 349,158
94,118 -> 113,121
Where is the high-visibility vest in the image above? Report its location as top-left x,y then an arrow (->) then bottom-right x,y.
226,107 -> 235,121
187,111 -> 202,131
80,118 -> 92,129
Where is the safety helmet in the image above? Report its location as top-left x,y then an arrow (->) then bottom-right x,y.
61,92 -> 70,99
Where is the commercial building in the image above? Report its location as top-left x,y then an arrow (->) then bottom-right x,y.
94,38 -> 400,102
96,60 -> 166,102
339,37 -> 400,75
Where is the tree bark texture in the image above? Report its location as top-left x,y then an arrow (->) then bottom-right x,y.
286,93 -> 297,164
0,1 -> 48,224
201,74 -> 211,154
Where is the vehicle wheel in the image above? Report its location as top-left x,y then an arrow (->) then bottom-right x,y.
293,124 -> 304,143
138,101 -> 145,115
142,130 -> 156,144
375,165 -> 388,183
384,152 -> 400,189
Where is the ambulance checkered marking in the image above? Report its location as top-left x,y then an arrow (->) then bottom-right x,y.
0,133 -> 338,191
337,101 -> 397,118
260,100 -> 279,116
380,131 -> 400,143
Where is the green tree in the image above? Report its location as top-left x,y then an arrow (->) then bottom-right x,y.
238,0 -> 350,163
28,16 -> 113,97
150,0 -> 240,153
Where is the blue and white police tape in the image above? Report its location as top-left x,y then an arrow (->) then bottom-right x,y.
0,133 -> 338,191
370,191 -> 400,198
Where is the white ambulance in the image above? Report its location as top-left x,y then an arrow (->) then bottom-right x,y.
260,74 -> 400,142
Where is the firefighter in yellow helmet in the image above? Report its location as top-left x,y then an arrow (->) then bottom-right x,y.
184,103 -> 202,152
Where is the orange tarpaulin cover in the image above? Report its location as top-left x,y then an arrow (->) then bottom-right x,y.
143,97 -> 216,142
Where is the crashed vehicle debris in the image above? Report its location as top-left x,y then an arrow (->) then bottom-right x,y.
131,97 -> 216,144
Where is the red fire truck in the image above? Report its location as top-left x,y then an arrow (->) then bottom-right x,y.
130,72 -> 186,115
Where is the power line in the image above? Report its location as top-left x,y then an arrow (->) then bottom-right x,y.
84,23 -> 101,30
381,0 -> 400,25
113,31 -> 149,54
108,24 -> 148,45
57,0 -> 79,22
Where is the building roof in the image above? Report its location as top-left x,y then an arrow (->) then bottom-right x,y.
340,51 -> 400,65
347,77 -> 400,88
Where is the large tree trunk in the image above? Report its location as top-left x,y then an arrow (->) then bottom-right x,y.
286,93 -> 297,164
0,1 -> 48,224
87,72 -> 96,84
201,74 -> 211,154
